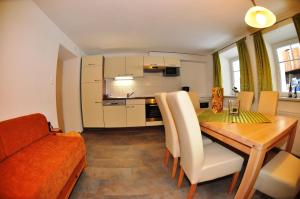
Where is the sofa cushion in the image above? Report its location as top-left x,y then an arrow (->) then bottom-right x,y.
0,134 -> 86,199
0,113 -> 49,159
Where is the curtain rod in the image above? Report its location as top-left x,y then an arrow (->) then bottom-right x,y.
214,15 -> 294,54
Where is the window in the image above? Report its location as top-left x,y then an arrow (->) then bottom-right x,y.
274,39 -> 300,93
231,58 -> 240,92
219,46 -> 240,96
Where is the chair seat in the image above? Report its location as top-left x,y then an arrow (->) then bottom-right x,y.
254,151 -> 300,198
202,135 -> 213,145
196,143 -> 243,183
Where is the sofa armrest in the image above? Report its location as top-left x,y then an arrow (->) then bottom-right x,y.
50,128 -> 63,133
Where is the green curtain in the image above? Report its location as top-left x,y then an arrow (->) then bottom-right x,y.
213,52 -> 222,87
293,13 -> 300,41
253,31 -> 273,91
237,38 -> 254,91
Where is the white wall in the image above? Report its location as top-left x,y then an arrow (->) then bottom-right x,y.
180,61 -> 213,97
0,0 -> 82,128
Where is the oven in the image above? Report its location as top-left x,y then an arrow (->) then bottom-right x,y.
145,98 -> 162,122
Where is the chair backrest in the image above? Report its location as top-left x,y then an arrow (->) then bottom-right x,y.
237,91 -> 254,111
257,91 -> 279,115
188,91 -> 200,109
166,91 -> 204,182
155,93 -> 180,158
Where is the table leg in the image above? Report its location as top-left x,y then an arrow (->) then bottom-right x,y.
234,147 -> 266,199
286,124 -> 297,152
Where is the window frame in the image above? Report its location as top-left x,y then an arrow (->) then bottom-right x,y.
272,38 -> 300,95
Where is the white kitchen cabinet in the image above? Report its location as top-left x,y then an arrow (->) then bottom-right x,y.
103,106 -> 126,127
81,83 -> 102,102
125,56 -> 144,77
126,99 -> 145,127
143,56 -> 164,66
81,83 -> 104,127
82,55 -> 102,83
164,57 -> 181,67
126,105 -> 145,127
82,55 -> 103,66
104,57 -> 126,78
82,100 -> 104,127
81,65 -> 102,83
81,55 -> 104,127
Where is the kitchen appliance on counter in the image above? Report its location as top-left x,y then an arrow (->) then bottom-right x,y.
145,98 -> 162,122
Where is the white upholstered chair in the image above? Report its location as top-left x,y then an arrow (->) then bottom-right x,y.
237,91 -> 254,111
188,91 -> 200,110
257,91 -> 279,115
166,91 -> 244,199
155,93 -> 212,178
250,151 -> 300,198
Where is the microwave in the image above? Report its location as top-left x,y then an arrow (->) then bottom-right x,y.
163,67 -> 180,76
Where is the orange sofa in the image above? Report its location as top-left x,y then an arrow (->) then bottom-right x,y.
0,113 -> 87,199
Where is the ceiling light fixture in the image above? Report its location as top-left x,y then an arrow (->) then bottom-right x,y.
245,0 -> 276,28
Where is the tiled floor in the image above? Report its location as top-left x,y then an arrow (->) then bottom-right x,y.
70,127 -> 271,199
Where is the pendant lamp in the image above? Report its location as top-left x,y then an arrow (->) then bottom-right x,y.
245,0 -> 276,28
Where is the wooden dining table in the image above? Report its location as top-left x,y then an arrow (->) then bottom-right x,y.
197,110 -> 298,199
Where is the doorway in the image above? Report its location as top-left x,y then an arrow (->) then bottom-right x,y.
56,45 -> 77,132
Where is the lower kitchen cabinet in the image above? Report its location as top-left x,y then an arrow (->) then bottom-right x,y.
103,105 -> 126,127
82,101 -> 104,127
126,104 -> 146,127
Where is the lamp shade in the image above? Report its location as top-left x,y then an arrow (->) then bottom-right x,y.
245,6 -> 276,28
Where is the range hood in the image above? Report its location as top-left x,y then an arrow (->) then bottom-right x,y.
143,65 -> 165,72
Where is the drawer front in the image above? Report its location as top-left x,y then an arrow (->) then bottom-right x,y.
126,105 -> 146,127
126,99 -> 145,105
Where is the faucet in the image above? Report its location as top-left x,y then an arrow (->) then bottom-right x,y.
126,91 -> 135,98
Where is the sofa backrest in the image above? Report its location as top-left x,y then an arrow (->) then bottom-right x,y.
0,113 -> 49,161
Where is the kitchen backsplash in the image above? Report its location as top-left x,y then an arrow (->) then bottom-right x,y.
105,73 -> 181,97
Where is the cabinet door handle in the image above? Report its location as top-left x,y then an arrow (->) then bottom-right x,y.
126,105 -> 135,108
95,101 -> 101,104
88,64 -> 96,66
94,79 -> 100,82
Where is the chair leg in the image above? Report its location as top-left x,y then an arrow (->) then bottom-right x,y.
177,166 -> 184,188
228,172 -> 240,194
164,148 -> 170,167
171,157 -> 178,178
187,184 -> 197,199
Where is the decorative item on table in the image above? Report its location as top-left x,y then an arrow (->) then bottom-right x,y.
232,87 -> 239,96
211,87 -> 224,113
228,99 -> 240,115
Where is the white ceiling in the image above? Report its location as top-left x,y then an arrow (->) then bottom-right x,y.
33,0 -> 300,55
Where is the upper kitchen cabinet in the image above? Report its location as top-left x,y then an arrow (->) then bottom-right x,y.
125,56 -> 143,77
143,56 -> 164,67
82,55 -> 103,66
104,56 -> 126,78
164,57 -> 181,67
81,55 -> 103,83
